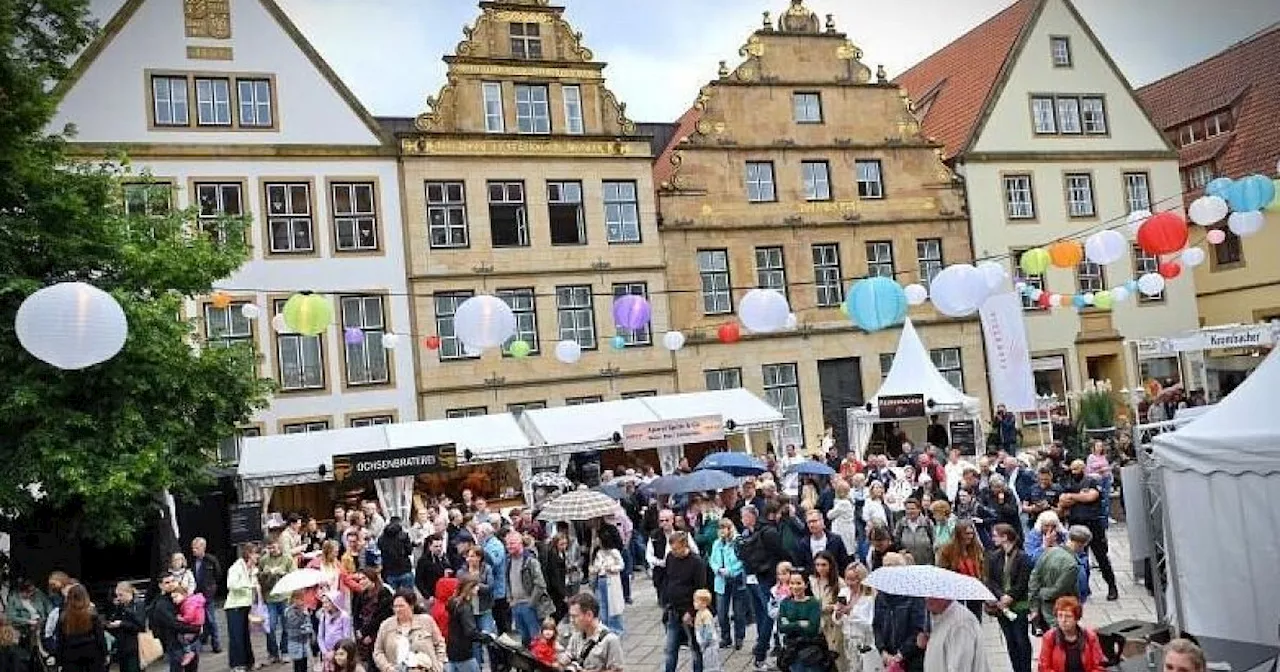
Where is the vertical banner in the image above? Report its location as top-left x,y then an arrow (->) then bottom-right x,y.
979,292 -> 1037,412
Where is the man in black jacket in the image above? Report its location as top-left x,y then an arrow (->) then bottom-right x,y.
661,532 -> 707,672
414,534 -> 451,601
795,509 -> 849,573
188,538 -> 221,653
378,519 -> 415,592
149,575 -> 203,672
738,504 -> 786,669
985,523 -> 1033,672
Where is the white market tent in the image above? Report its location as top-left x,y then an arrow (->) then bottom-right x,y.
641,388 -> 785,432
519,399 -> 659,452
1152,347 -> 1280,646
848,319 -> 982,457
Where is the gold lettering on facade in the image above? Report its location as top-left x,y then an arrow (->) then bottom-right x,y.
449,62 -> 602,81
186,45 -> 233,61
492,10 -> 554,23
401,137 -> 636,157
796,197 -> 937,215
184,0 -> 231,39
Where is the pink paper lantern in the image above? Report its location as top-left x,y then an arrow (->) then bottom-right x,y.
1206,229 -> 1227,245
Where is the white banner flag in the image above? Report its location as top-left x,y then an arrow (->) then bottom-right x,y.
979,292 -> 1037,412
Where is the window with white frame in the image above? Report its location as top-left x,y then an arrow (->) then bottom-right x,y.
792,92 -> 822,123
1185,164 -> 1214,191
704,368 -> 742,391
237,79 -> 273,127
547,181 -> 585,245
697,249 -> 732,314
514,84 -> 550,134
283,420 -> 330,434
194,181 -> 242,242
446,406 -> 487,418
1032,95 -> 1106,135
1133,245 -> 1163,302
151,76 -> 189,126
603,181 -> 641,243
621,390 -> 657,399
435,291 -> 479,361
879,353 -> 895,380
123,182 -> 172,217
205,302 -> 252,348
755,246 -> 787,295
1077,261 -> 1104,294
488,181 -> 528,247
1065,173 -> 1096,217
1003,174 -> 1035,219
1124,172 -> 1151,213
274,299 -> 324,390
866,241 -> 895,278
930,348 -> 964,391
1015,249 -> 1046,311
509,22 -> 543,59
856,160 -> 884,199
426,181 -> 468,248
1056,97 -> 1082,134
1081,97 -> 1107,134
812,243 -> 843,307
763,363 -> 803,444
508,401 -> 546,413
612,282 -> 651,346
1050,36 -> 1072,67
482,82 -> 505,133
802,160 -> 831,201
745,162 -> 776,202
217,426 -> 260,465
566,395 -> 603,406
562,85 -> 584,134
341,295 -> 389,385
916,238 -> 943,287
350,415 -> 393,428
331,182 -> 378,251
497,288 -> 539,354
1031,97 -> 1057,134
556,285 -> 596,348
194,77 -> 232,126
265,182 -> 314,253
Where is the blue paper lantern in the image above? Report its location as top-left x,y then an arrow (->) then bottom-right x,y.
610,335 -> 627,350
848,277 -> 907,332
1125,280 -> 1139,292
1205,177 -> 1234,199
1226,174 -> 1276,212
1072,295 -> 1087,309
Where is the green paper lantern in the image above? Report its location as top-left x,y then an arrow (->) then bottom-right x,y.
1019,247 -> 1051,276
1093,290 -> 1113,310
508,339 -> 531,358
838,301 -> 850,317
283,293 -> 333,336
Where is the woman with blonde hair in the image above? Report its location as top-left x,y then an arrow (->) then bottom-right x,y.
835,563 -> 876,672
828,480 -> 860,553
929,499 -> 956,552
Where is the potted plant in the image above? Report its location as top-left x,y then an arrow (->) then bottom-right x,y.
1071,379 -> 1120,449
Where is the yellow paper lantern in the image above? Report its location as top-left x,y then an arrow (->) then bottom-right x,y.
1018,248 -> 1051,276
283,292 -> 333,336
1048,240 -> 1084,269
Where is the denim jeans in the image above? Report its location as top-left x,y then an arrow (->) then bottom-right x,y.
265,601 -> 287,660
746,579 -> 774,663
715,576 -> 748,646
446,660 -> 481,672
225,606 -> 254,670
630,532 -> 648,571
511,602 -> 541,647
620,545 -> 634,602
999,612 -> 1033,672
473,612 -> 495,665
201,596 -> 219,649
663,617 -> 702,672
596,578 -> 624,635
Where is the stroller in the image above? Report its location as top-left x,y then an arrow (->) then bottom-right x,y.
486,633 -> 558,672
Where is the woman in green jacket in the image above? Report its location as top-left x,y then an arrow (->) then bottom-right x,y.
777,572 -> 825,672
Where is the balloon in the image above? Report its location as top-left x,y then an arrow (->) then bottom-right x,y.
508,339 -> 532,358
610,335 -> 627,350
904,283 -> 928,306
423,335 -> 442,350
611,294 -> 651,331
343,327 -> 364,345
1158,262 -> 1182,279
976,261 -> 1008,293
271,314 -> 291,334
1205,229 -> 1227,245
662,331 -> 686,351
1205,177 -> 1233,199
1227,210 -> 1265,237
929,264 -> 987,317
453,295 -> 517,350
1125,209 -> 1152,238
554,339 -> 582,363
785,313 -> 798,330
1084,230 -> 1127,265
14,282 -> 128,370
1048,241 -> 1084,269
1181,247 -> 1206,268
848,277 -> 907,332
380,333 -> 400,349
738,288 -> 790,333
1137,273 -> 1166,297
1225,174 -> 1275,212
1111,286 -> 1129,302
1093,291 -> 1113,310
718,323 -> 741,343
283,293 -> 333,336
1018,248 -> 1051,276
1137,212 -> 1189,255
1188,195 -> 1229,226
210,291 -> 232,309
240,303 -> 261,320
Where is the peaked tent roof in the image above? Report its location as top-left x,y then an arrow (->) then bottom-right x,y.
1154,347 -> 1280,475
872,319 -> 978,408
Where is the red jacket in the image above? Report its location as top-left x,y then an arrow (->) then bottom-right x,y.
1038,627 -> 1106,672
529,637 -> 558,666
430,577 -> 459,637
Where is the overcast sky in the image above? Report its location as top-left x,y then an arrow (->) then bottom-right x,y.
95,0 -> 1278,122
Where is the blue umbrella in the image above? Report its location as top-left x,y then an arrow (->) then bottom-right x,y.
787,460 -> 836,477
653,470 -> 739,495
696,451 -> 768,477
595,483 -> 625,500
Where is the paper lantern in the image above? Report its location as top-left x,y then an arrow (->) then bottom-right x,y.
1137,212 -> 1189,255
848,277 -> 907,332
423,335 -> 442,351
1083,292 -> 1096,306
343,327 -> 364,345
904,283 -> 928,306
1227,210 -> 1265,237
612,294 -> 651,331
1181,247 -> 1206,268
508,339 -> 532,358
1084,230 -> 1127,265
240,303 -> 261,320
929,264 -> 987,317
271,314 -> 291,334
1111,286 -> 1130,303
381,333 -> 400,349
1018,248 -> 1051,276
453,295 -> 517,350
1205,229 -> 1227,245
555,339 -> 582,363
838,302 -> 849,317
609,335 -> 626,350
1093,291 -> 1113,310
1158,262 -> 1182,279
738,288 -> 790,333
1267,179 -> 1280,213
1205,177 -> 1233,199
976,261 -> 1008,293
1125,209 -> 1152,238
14,282 -> 128,370
283,293 -> 333,336
1036,292 -> 1052,309
661,331 -> 686,351
718,323 -> 741,343
1137,273 -> 1166,297
1225,174 -> 1276,212
785,313 -> 798,329
1029,288 -> 1043,301
1071,295 -> 1087,309
210,291 -> 232,309
1188,195 -> 1229,226
1125,280 -> 1139,292
1048,241 -> 1084,269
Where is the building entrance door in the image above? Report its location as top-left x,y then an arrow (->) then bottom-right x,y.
817,357 -> 864,455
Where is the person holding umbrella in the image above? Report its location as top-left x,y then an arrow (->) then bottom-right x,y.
919,597 -> 987,672
868,561 -> 996,672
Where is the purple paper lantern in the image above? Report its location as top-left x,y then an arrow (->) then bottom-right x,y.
343,327 -> 364,345
612,294 -> 651,331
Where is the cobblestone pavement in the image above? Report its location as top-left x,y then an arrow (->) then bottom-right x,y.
181,524 -> 1150,672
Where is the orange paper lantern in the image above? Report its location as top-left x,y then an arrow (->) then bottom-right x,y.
1048,241 -> 1084,269
210,291 -> 232,309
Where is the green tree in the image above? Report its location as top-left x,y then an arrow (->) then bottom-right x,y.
0,0 -> 274,543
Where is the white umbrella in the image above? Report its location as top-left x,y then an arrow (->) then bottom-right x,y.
529,472 -> 574,490
537,489 -> 619,522
864,565 -> 997,602
269,568 -> 327,598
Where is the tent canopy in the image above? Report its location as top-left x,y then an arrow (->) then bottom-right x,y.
385,414 -> 531,461
239,425 -> 388,481
871,318 -> 979,410
641,388 -> 784,430
519,399 -> 658,451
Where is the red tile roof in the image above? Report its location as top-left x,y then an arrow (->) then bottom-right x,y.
652,106 -> 703,188
1136,24 -> 1280,179
893,0 -> 1039,159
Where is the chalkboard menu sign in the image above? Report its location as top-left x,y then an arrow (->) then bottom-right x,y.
228,502 -> 263,545
949,420 -> 977,454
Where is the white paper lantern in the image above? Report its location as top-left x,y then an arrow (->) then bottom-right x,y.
1181,247 -> 1207,268
1029,288 -> 1044,301
1137,273 -> 1166,297
662,330 -> 686,352
1084,230 -> 1127,265
15,282 -> 128,370
380,333 -> 400,349
737,288 -> 790,333
240,303 -> 261,320
1227,210 -> 1265,237
453,295 -> 517,350
976,261 -> 1008,293
271,313 -> 292,334
1111,286 -> 1130,303
463,344 -> 482,356
1083,292 -> 1096,306
554,339 -> 582,364
785,313 -> 798,330
904,283 -> 929,306
1188,195 -> 1229,226
928,264 -> 987,317
1125,209 -> 1152,238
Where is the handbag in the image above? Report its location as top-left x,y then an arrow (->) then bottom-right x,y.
250,600 -> 270,634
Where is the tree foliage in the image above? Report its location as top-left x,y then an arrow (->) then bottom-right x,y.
0,0 -> 274,543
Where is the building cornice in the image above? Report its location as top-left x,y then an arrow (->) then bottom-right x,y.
419,366 -> 675,396
658,214 -> 968,232
397,135 -> 652,158
959,150 -> 1179,164
1196,279 -> 1280,299
680,315 -> 980,347
65,142 -> 397,159
670,140 -> 945,152
409,263 -> 668,283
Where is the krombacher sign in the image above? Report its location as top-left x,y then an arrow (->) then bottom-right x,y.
332,444 -> 458,482
401,137 -> 636,157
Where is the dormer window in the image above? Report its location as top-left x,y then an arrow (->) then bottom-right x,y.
510,23 -> 543,60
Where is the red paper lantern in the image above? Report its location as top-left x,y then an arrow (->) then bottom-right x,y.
422,335 -> 442,350
1159,261 -> 1182,279
1137,212 -> 1189,255
717,323 -> 741,344
1037,292 -> 1052,309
